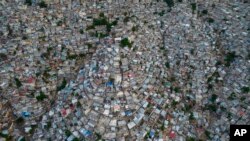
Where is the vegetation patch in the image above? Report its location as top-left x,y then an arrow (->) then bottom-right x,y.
164,0 -> 174,8
0,53 -> 8,61
25,0 -> 32,6
57,78 -> 67,91
120,38 -> 133,48
39,1 -> 47,8
241,86 -> 249,93
207,17 -> 215,23
191,3 -> 196,13
36,91 -> 47,101
14,78 -> 22,88
224,51 -> 236,66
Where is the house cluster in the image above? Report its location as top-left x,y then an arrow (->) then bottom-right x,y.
0,0 -> 249,141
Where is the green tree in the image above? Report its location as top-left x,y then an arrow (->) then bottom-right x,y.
99,12 -> 105,17
16,117 -> 24,124
205,130 -> 211,139
123,16 -> 130,23
207,104 -> 217,112
224,51 -> 236,66
0,53 -> 8,61
191,3 -> 196,13
241,86 -> 249,93
36,91 -> 47,101
189,113 -> 195,120
207,18 -> 215,24
164,0 -> 174,8
120,38 -> 132,48
7,24 -> 13,36
165,62 -> 170,68
39,1 -> 47,8
160,123 -> 165,131
86,25 -> 95,30
14,78 -> 22,88
79,29 -> 84,34
46,121 -> 51,130
202,9 -> 208,15
132,26 -> 138,32
0,133 -> 12,141
20,137 -> 26,141
57,20 -> 63,26
211,94 -> 217,103
95,132 -> 102,140
65,130 -> 72,137
106,20 -> 118,32
57,78 -> 67,91
106,24 -> 112,32
72,138 -> 80,141
228,92 -> 236,100
25,0 -> 32,6
93,18 -> 108,26
186,137 -> 195,141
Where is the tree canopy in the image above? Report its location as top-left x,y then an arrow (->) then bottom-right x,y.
120,38 -> 132,48
164,0 -> 174,8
